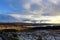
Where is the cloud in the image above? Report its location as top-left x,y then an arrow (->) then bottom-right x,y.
23,0 -> 41,11
8,14 -> 60,23
5,0 -> 60,23
5,0 -> 60,16
22,0 -> 60,16
9,14 -> 33,19
23,3 -> 30,10
49,0 -> 60,4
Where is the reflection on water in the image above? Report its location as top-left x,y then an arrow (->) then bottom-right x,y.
0,30 -> 60,40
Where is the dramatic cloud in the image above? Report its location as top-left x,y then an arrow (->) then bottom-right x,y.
4,0 -> 60,23
22,0 -> 60,15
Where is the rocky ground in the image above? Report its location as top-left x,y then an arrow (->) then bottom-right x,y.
17,30 -> 60,40
0,30 -> 60,40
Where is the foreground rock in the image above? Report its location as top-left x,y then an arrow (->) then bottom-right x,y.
0,30 -> 60,40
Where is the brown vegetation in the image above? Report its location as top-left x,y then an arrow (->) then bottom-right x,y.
0,23 -> 32,31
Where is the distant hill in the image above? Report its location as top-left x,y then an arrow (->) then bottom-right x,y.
0,23 -> 60,26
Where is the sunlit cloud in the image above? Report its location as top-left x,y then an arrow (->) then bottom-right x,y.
3,0 -> 60,23
23,3 -> 30,10
8,13 -> 60,23
9,14 -> 33,19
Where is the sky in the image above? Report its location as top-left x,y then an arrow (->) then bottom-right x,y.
0,0 -> 60,23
